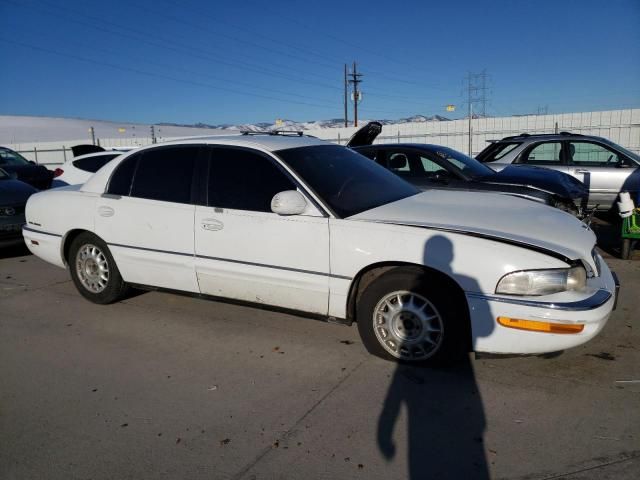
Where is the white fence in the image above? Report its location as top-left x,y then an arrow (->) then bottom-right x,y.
311,109 -> 640,156
8,109 -> 640,166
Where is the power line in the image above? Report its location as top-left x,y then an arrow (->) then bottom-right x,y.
0,38 -> 342,111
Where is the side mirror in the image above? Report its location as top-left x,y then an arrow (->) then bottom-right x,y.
28,160 -> 36,165
271,190 -> 307,215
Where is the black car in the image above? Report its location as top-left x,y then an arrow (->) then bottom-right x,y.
0,146 -> 54,190
348,122 -> 588,216
0,167 -> 37,247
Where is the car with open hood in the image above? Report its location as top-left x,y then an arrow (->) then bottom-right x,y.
348,122 -> 588,216
23,133 -> 618,364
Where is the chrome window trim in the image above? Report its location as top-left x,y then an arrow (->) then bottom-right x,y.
466,289 -> 612,311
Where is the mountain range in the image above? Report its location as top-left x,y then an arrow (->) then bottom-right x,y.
158,114 -> 451,132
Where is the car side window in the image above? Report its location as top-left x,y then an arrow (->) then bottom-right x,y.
419,155 -> 447,174
521,142 -> 563,165
387,152 -> 411,173
73,154 -> 119,173
208,147 -> 296,212
569,142 -> 620,166
126,147 -> 199,203
107,154 -> 140,196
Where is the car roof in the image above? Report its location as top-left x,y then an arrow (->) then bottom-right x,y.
354,143 -> 454,150
491,132 -> 607,143
70,151 -> 123,161
156,134 -> 326,152
81,133 -> 330,194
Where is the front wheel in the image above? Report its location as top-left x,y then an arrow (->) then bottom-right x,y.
356,267 -> 469,365
68,232 -> 128,304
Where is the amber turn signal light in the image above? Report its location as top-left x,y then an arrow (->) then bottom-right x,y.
497,317 -> 584,334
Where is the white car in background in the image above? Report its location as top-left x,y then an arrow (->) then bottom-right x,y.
52,151 -> 124,186
23,134 -> 618,364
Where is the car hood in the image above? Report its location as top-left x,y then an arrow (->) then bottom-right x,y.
0,178 -> 38,204
481,165 -> 588,199
349,190 -> 596,267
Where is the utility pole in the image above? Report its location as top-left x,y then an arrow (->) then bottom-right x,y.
348,61 -> 363,127
344,64 -> 348,128
468,103 -> 473,156
150,125 -> 157,144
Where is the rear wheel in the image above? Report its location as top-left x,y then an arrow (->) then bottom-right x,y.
356,267 -> 469,365
68,232 -> 128,304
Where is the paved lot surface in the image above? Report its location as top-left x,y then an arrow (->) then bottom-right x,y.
1,244 -> 639,480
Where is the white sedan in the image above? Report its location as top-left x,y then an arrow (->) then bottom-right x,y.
23,134 -> 618,364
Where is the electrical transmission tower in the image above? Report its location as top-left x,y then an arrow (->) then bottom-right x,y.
465,70 -> 489,118
464,70 -> 490,155
347,61 -> 363,127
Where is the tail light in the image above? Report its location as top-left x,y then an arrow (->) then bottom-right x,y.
53,168 -> 64,177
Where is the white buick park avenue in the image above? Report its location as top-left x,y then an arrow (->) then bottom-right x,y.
23,133 -> 619,364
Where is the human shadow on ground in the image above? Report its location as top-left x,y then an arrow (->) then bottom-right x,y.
377,235 -> 493,479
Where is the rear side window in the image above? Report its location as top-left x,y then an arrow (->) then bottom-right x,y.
72,154 -> 119,173
476,142 -> 521,162
520,142 -> 563,165
107,154 -> 139,195
208,147 -> 295,212
130,147 -> 199,204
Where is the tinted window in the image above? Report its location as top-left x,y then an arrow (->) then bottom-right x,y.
522,142 -> 562,164
107,154 -> 139,195
569,142 -> 620,166
476,142 -> 521,163
208,148 -> 295,212
276,145 -> 419,218
130,147 -> 199,203
422,146 -> 493,178
73,153 -> 120,173
0,148 -> 30,166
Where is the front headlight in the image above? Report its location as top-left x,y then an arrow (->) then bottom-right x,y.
496,266 -> 587,296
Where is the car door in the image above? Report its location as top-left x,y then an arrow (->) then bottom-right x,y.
565,141 -> 637,209
194,146 -> 330,315
94,145 -> 202,293
516,141 -> 569,176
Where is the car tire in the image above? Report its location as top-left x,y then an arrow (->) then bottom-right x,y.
356,267 -> 469,365
68,232 -> 128,304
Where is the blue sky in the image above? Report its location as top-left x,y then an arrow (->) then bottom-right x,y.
1,0 -> 639,124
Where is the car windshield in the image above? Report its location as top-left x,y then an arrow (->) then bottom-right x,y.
276,144 -> 419,218
600,138 -> 640,164
0,147 -> 30,166
425,146 -> 495,178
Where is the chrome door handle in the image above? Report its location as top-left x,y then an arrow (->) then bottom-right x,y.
201,219 -> 223,231
98,206 -> 115,217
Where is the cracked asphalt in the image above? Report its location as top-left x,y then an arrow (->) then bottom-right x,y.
1,244 -> 639,479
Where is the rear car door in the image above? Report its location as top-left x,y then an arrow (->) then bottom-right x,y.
566,141 -> 637,209
194,146 -> 330,315
94,145 -> 202,293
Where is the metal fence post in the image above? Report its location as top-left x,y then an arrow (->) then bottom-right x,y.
34,147 -> 38,164
62,146 -> 67,162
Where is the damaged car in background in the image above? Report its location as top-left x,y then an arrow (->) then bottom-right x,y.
348,122 -> 589,216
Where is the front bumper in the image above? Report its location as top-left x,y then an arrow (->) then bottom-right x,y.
466,260 -> 617,354
1,217 -> 26,247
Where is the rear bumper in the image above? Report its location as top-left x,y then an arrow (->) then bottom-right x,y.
22,226 -> 65,267
467,261 -> 617,354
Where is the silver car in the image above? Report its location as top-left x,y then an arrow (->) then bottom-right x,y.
477,132 -> 640,210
